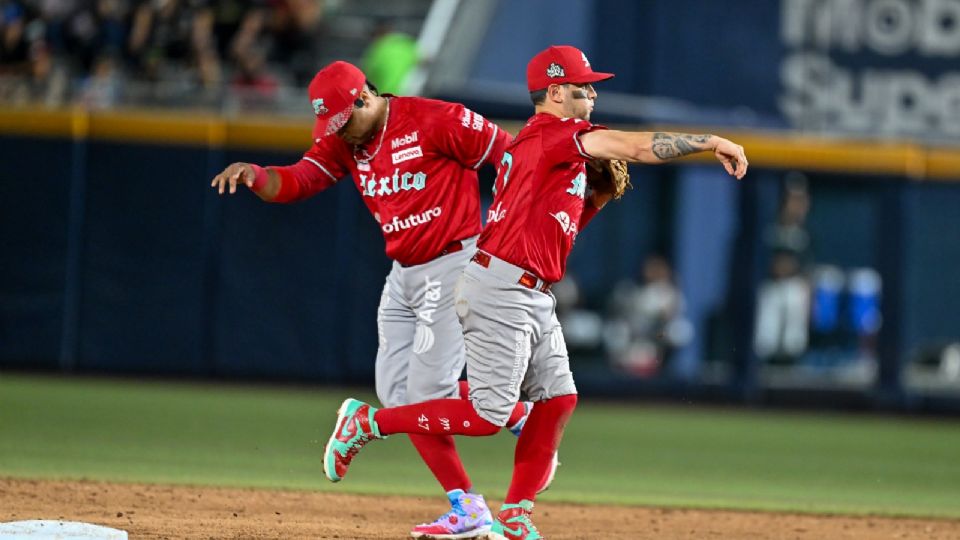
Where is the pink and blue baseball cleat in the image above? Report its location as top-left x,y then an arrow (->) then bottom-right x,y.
323,398 -> 382,482
409,489 -> 493,539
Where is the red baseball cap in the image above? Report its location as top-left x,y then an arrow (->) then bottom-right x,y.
308,61 -> 367,137
526,45 -> 614,92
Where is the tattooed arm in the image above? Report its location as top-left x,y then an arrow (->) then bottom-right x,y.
580,130 -> 749,179
651,132 -> 715,159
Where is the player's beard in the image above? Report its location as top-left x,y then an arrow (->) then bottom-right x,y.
338,108 -> 382,145
340,125 -> 376,145
569,89 -> 594,121
572,100 -> 594,121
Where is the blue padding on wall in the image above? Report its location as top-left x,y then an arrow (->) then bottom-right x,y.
211,150 -> 390,382
77,142 -> 210,373
672,166 -> 740,380
806,178 -> 883,269
903,185 -> 960,355
0,136 -> 72,367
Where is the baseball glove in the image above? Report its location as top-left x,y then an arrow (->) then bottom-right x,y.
586,159 -> 631,200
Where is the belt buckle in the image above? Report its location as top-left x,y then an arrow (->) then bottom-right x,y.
518,272 -> 538,289
519,272 -> 551,293
471,251 -> 491,268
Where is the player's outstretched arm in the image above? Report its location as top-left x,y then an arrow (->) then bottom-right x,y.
580,130 -> 748,179
210,162 -> 281,201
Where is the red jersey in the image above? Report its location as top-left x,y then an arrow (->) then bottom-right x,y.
272,96 -> 510,266
478,113 -> 606,283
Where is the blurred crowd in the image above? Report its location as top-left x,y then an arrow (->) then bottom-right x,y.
555,174 -> 884,382
556,254 -> 693,379
754,175 -> 881,380
0,0 -> 324,108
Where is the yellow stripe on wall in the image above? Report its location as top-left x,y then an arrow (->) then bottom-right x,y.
925,148 -> 960,181
225,116 -> 311,151
89,109 -> 223,146
0,108 -> 74,138
1,107 -> 958,181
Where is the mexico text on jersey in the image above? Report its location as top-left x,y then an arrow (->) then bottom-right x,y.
298,97 -> 511,266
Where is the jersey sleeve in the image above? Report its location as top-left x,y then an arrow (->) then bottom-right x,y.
579,199 -> 601,230
271,135 -> 351,203
425,100 -> 511,170
542,118 -> 607,165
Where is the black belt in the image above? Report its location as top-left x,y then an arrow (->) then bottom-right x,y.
435,239 -> 465,259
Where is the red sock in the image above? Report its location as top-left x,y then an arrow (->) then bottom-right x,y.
505,394 -> 578,504
374,398 -> 500,436
505,401 -> 529,430
458,380 -> 527,429
408,434 -> 472,492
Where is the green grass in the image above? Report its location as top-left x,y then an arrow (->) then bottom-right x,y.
2,373 -> 959,518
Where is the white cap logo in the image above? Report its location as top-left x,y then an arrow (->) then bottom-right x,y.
546,62 -> 565,78
581,52 -> 590,67
312,98 -> 328,116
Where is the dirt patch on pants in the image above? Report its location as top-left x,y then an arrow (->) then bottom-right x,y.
2,477 -> 958,539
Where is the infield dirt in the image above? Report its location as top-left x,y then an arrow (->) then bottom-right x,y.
2,477 -> 959,539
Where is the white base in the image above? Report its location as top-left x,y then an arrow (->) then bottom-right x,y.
0,520 -> 128,539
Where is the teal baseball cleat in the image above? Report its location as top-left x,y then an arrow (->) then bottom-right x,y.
488,500 -> 542,540
322,398 -> 382,482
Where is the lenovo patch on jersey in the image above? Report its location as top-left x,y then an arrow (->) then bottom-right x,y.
392,146 -> 424,164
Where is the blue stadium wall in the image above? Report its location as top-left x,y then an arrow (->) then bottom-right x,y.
0,111 -> 664,384
0,114 -> 391,383
2,109 -> 960,411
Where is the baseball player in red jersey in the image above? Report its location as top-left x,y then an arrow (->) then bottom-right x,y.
211,61 -> 555,539
320,47 -> 748,539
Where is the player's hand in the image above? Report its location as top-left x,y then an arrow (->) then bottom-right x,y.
713,138 -> 748,180
211,162 -> 256,195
